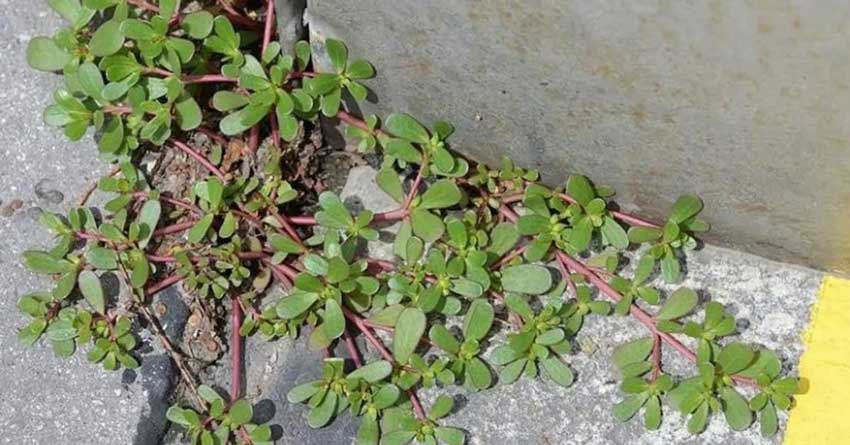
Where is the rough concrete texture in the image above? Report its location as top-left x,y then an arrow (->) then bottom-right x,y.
304,0 -> 850,273
302,166 -> 817,444
0,2 -> 183,444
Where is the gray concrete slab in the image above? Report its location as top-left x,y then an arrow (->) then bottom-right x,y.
303,0 -> 850,273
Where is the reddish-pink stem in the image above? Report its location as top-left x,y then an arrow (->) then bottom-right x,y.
261,0 -> 275,53
76,231 -> 111,243
183,74 -> 237,84
130,192 -> 201,215
555,250 -> 755,386
230,293 -> 243,401
373,208 -> 409,223
144,274 -> 183,298
154,220 -> 197,237
104,104 -> 131,115
342,327 -> 363,367
403,166 -> 425,209
269,114 -> 281,148
366,258 -> 395,272
270,212 -> 304,248
554,192 -> 660,229
651,334 -> 662,380
171,139 -> 227,182
286,71 -> 317,81
407,390 -> 427,421
127,0 -> 158,12
287,216 -> 316,225
343,307 -> 394,362
263,258 -> 293,290
147,251 -> 269,264
289,208 -> 408,226
491,245 -> 527,270
144,67 -> 174,77
197,127 -> 229,146
495,200 -> 753,386
554,254 -> 578,297
336,110 -> 390,138
248,126 -> 260,153
342,307 -> 426,419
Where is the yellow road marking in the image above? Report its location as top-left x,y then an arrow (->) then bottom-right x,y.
784,276 -> 850,444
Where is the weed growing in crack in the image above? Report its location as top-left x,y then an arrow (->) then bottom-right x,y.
20,0 -> 800,443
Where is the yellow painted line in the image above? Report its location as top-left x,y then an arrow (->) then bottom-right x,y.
784,276 -> 850,444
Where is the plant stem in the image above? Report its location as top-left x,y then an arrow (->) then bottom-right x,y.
119,261 -> 206,411
248,127 -> 260,153
342,326 -> 363,367
555,250 -> 756,387
651,333 -> 662,381
183,74 -> 237,84
403,165 -> 425,209
361,319 -> 439,348
337,110 -> 386,137
230,293 -> 243,401
407,390 -> 428,421
289,207 -> 409,226
342,307 -> 427,420
154,219 -> 197,237
269,210 -> 304,248
130,192 -> 202,215
126,0 -> 158,12
261,0 -> 275,53
263,258 -> 293,289
553,254 -> 578,297
171,139 -> 228,181
491,245 -> 527,270
197,126 -> 229,146
77,165 -> 120,206
145,274 -> 184,299
553,192 -> 660,229
139,304 -> 209,411
269,114 -> 281,148
495,199 -> 754,386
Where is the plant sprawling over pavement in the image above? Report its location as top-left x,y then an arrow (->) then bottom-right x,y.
20,0 -> 799,443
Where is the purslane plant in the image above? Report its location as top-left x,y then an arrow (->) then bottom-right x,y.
20,0 -> 800,443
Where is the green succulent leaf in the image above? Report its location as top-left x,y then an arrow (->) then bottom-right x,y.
419,180 -> 461,209
720,387 -> 752,431
385,113 -> 429,144
393,307 -> 426,364
90,20 -> 125,57
78,270 -> 105,314
501,264 -> 552,294
410,208 -> 444,242
670,195 -> 704,224
613,393 -> 649,422
463,299 -> 494,341
612,337 -> 653,369
540,356 -> 574,387
27,37 -> 71,71
717,343 -> 755,375
347,360 -> 393,383
376,168 -> 404,203
656,287 -> 698,321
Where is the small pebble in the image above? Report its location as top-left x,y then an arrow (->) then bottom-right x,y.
34,179 -> 64,204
